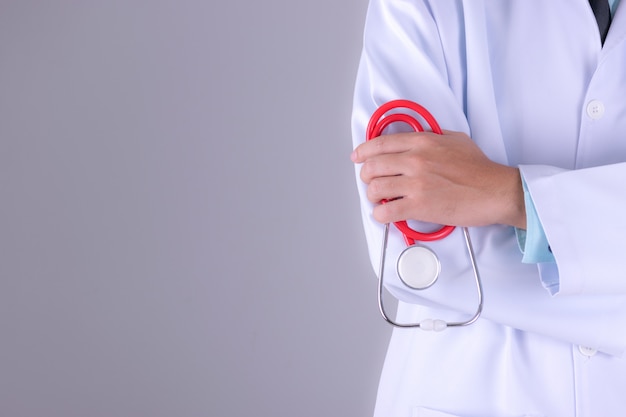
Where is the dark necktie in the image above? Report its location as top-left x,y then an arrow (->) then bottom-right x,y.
589,0 -> 612,44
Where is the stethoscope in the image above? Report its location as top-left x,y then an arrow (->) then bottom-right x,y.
366,100 -> 484,331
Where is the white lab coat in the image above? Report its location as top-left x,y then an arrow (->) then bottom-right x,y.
352,1 -> 626,416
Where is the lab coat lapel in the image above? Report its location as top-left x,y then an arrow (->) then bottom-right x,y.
463,3 -> 510,166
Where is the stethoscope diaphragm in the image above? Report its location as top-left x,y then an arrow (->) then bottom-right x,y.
396,245 -> 440,290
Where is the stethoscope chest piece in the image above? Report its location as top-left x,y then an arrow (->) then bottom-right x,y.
396,245 -> 440,290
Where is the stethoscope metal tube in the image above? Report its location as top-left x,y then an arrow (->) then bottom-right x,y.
377,223 -> 484,330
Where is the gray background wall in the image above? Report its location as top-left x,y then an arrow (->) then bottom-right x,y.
0,1 -> 393,416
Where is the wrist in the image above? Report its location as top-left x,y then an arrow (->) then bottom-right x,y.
497,166 -> 526,229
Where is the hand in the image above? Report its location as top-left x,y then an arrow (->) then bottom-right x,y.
351,130 -> 526,229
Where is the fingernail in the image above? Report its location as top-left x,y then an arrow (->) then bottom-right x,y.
350,150 -> 357,162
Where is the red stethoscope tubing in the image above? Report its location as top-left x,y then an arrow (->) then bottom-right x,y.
366,99 -> 455,245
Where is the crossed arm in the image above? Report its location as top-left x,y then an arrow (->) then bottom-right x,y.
351,129 -> 527,230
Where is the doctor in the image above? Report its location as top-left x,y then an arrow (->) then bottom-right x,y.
351,1 -> 626,416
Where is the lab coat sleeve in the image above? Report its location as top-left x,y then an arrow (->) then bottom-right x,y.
351,0 -> 471,276
520,163 -> 626,296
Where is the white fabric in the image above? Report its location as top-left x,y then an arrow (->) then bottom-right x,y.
351,1 -> 626,416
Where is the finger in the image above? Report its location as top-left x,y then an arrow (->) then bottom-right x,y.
366,176 -> 407,204
372,194 -> 440,225
351,132 -> 426,163
372,198 -> 412,224
359,153 -> 411,184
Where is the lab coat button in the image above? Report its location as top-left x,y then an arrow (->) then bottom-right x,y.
586,100 -> 605,119
578,345 -> 597,357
